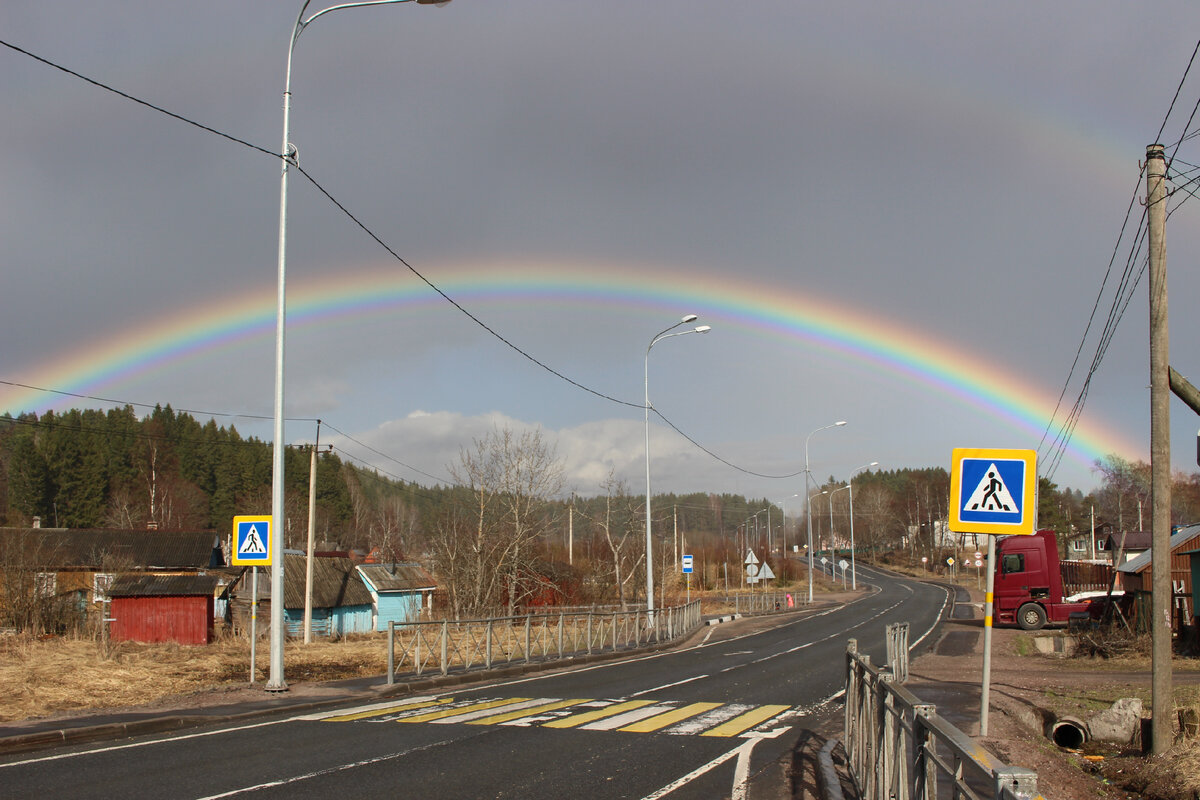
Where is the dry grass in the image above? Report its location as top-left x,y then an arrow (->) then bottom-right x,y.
0,631 -> 389,723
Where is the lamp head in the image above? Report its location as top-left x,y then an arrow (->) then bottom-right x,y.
694,325 -> 712,333
835,420 -> 847,427
681,314 -> 699,323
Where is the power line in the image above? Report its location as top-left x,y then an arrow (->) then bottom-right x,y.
0,37 -> 803,486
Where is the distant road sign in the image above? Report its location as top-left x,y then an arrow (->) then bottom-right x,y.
682,554 -> 694,574
232,515 -> 272,566
949,448 -> 1037,536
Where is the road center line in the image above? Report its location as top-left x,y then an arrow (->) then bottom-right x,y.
629,674 -> 707,697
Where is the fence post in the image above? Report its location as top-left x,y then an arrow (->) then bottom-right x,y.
524,614 -> 532,664
612,611 -> 618,651
415,624 -> 422,677
483,618 -> 491,669
440,620 -> 449,676
587,613 -> 593,655
558,612 -> 564,659
387,620 -> 395,685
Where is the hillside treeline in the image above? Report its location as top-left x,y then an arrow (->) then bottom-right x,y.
4,405 -> 1200,615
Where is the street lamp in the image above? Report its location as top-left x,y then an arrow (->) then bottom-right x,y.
844,461 -> 878,590
268,0 -> 449,692
804,421 -> 846,603
645,315 -> 710,620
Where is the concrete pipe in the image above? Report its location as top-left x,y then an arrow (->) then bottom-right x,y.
1050,716 -> 1089,749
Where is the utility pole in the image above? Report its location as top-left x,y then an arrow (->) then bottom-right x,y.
303,420 -> 321,644
1146,143 -> 1172,756
568,497 -> 574,566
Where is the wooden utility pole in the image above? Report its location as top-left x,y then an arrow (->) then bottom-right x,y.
303,420 -> 321,645
1146,143 -> 1172,755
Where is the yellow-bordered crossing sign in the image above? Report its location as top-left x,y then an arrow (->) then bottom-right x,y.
232,515 -> 272,566
949,448 -> 1036,536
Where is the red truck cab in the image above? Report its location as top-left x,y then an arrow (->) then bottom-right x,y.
993,530 -> 1113,630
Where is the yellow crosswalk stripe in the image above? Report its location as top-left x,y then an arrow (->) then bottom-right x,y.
467,698 -> 591,725
700,704 -> 792,737
541,699 -> 655,729
398,697 -> 533,724
618,702 -> 723,733
321,698 -> 452,722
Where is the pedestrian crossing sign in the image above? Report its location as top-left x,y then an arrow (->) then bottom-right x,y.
232,515 -> 272,566
949,448 -> 1036,536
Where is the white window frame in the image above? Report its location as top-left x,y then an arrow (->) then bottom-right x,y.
93,573 -> 115,603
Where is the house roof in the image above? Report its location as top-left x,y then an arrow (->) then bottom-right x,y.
0,528 -> 223,570
108,573 -> 219,598
1104,530 -> 1152,552
1117,524 -> 1200,574
357,563 -> 437,592
266,553 -> 373,609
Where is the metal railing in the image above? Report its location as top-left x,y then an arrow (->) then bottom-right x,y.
385,600 -> 703,682
844,637 -> 1042,800
709,591 -> 806,615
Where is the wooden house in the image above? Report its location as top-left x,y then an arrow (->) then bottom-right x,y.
356,562 -> 436,630
0,527 -> 224,631
227,553 -> 374,638
108,574 -> 219,645
1116,523 -> 1200,624
1104,530 -> 1152,564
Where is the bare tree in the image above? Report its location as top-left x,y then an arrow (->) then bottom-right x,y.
588,473 -> 644,608
428,426 -> 565,618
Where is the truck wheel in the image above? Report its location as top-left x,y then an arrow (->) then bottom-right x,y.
1017,603 -> 1047,631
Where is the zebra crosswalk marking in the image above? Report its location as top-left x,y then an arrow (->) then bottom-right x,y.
320,697 -> 451,723
399,697 -> 532,724
541,699 -> 654,729
318,695 -> 797,738
618,702 -> 723,733
581,703 -> 676,731
701,704 -> 793,737
467,698 -> 590,726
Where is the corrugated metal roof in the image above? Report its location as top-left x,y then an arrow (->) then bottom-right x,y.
108,573 -> 220,597
0,528 -> 223,570
357,563 -> 437,592
1117,523 -> 1200,573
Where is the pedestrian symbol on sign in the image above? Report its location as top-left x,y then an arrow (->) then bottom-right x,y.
965,464 -> 1017,513
239,525 -> 266,555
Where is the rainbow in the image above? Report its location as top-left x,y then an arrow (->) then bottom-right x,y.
0,258 -> 1141,471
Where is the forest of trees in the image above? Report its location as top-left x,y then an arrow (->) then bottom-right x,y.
5,406 -> 1200,617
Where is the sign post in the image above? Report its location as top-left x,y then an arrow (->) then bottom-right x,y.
682,554 -> 693,603
949,448 -> 1037,737
232,516 -> 272,686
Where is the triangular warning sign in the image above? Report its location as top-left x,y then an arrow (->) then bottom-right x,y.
758,562 -> 775,580
744,550 -> 760,565
963,464 -> 1018,513
239,525 -> 267,555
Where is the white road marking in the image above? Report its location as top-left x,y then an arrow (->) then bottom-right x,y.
629,674 -> 707,697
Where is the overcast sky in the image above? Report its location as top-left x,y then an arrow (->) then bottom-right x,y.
3,2 -> 1200,509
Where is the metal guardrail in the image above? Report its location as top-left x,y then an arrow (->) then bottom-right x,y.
385,600 -> 703,682
711,591 -> 806,615
844,637 -> 1042,800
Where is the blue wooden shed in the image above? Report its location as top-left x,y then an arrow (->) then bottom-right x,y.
279,553 -> 374,637
356,562 -> 437,630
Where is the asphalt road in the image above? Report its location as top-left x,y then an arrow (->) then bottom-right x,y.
0,566 -> 948,799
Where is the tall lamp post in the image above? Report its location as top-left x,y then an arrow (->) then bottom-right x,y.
645,315 -> 710,619
804,421 -> 846,603
843,461 -> 877,589
269,0 -> 448,691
